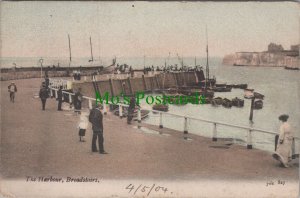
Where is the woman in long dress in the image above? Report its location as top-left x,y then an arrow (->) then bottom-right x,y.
272,114 -> 294,167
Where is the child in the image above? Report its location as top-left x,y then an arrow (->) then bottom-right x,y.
78,112 -> 88,142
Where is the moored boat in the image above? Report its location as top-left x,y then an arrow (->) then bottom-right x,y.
285,66 -> 299,70
231,84 -> 248,89
254,92 -> 264,100
211,97 -> 223,106
254,100 -> 263,109
152,104 -> 169,112
222,98 -> 232,108
212,86 -> 232,92
244,88 -> 254,99
232,97 -> 244,107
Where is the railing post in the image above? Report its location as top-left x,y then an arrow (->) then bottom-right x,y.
103,102 -> 107,115
50,88 -> 53,97
292,138 -> 296,159
247,129 -> 253,149
88,99 -> 92,110
212,123 -> 217,141
55,90 -> 58,99
69,93 -> 72,104
137,108 -> 141,128
184,117 -> 188,134
159,112 -> 163,128
119,104 -> 123,118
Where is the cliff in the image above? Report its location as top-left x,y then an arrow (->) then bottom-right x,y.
223,52 -> 299,68
223,43 -> 299,68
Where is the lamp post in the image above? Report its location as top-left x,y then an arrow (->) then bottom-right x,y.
249,97 -> 255,122
39,58 -> 44,80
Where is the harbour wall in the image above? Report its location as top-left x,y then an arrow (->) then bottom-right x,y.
71,72 -> 198,99
0,66 -> 104,81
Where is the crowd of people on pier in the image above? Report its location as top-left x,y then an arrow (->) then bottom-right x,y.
112,64 -> 207,77
143,65 -> 205,74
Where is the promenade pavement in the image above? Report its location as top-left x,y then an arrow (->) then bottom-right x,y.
0,78 -> 298,181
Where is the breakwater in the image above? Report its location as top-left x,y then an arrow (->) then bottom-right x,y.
72,72 -> 198,99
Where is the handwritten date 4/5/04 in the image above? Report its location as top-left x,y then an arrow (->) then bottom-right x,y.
125,183 -> 172,196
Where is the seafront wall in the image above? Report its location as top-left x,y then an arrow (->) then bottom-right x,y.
71,72 -> 197,98
0,66 -> 103,81
223,52 -> 299,68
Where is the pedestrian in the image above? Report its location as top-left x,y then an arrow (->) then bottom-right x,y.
89,102 -> 108,154
78,112 -> 88,142
45,75 -> 49,89
127,96 -> 139,124
39,84 -> 49,110
57,86 -> 63,111
74,88 -> 83,114
272,114 -> 294,167
8,82 -> 17,103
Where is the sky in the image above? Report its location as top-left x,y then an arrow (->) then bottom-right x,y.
1,1 -> 299,58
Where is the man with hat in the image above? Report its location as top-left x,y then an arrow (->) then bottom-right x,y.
57,86 -> 63,111
39,83 -> 49,110
272,114 -> 294,167
8,82 -> 17,103
74,88 -> 83,114
89,102 -> 108,154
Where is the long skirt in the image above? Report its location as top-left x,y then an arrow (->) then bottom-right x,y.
273,137 -> 293,167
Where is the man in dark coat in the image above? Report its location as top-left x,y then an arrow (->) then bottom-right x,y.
89,103 -> 107,154
39,84 -> 49,110
127,96 -> 139,124
74,88 -> 83,114
57,86 -> 63,111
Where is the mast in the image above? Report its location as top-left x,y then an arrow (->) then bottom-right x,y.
205,25 -> 210,88
89,36 -> 94,62
68,34 -> 72,68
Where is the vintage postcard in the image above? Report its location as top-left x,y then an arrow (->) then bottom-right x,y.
0,1 -> 299,197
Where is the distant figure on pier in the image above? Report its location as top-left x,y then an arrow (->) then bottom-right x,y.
73,71 -> 78,81
8,82 -> 17,103
39,84 -> 49,111
78,112 -> 88,142
130,67 -> 134,78
74,88 -> 83,115
57,86 -> 63,111
78,71 -> 81,81
272,114 -> 294,168
89,103 -> 107,154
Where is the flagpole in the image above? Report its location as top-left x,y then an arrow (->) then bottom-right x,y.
68,34 -> 72,68
205,25 -> 209,88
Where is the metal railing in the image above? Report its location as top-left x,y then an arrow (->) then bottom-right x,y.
48,83 -> 299,151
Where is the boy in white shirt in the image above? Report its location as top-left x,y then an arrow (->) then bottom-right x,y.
78,112 -> 88,142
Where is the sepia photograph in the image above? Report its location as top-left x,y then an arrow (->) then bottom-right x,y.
0,1 -> 299,197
